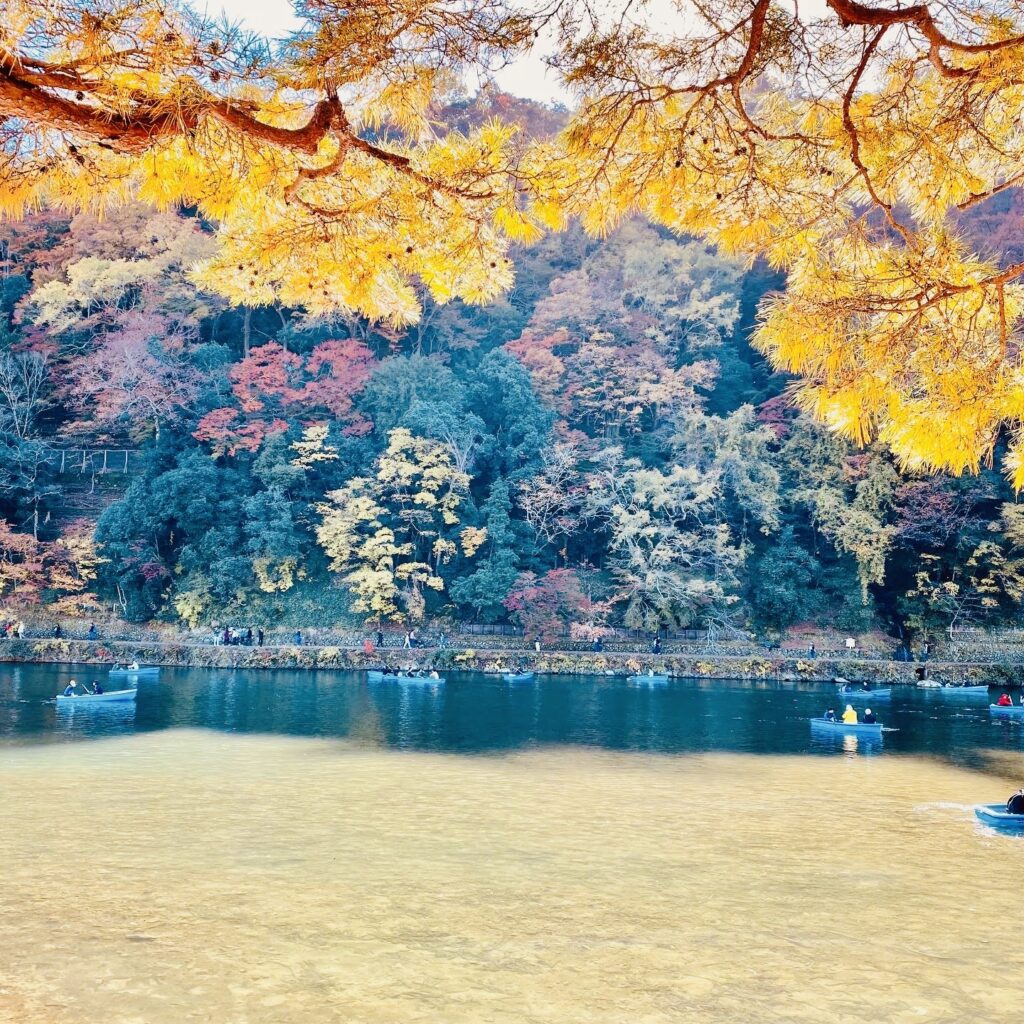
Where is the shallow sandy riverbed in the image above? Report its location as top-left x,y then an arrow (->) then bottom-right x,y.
2,730 -> 1022,1023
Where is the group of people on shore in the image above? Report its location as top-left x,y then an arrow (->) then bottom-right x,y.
1,620 -> 25,638
371,628 -> 449,650
216,626 -> 266,647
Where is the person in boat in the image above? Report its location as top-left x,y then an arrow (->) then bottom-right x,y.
841,704 -> 858,724
824,708 -> 836,722
1007,789 -> 1024,814
128,661 -> 139,671
428,669 -> 440,680
90,680 -> 104,695
862,708 -> 877,724
62,680 -> 78,697
997,692 -> 1014,707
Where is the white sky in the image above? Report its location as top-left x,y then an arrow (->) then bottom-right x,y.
210,0 -> 835,106
210,0 -> 571,104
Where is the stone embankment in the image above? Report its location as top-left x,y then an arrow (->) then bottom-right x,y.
2,637 -> 1023,686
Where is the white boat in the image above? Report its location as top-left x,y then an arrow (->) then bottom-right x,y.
627,674 -> 669,685
503,671 -> 535,683
55,688 -> 137,704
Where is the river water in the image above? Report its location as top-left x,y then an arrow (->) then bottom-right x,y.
2,666 -> 1023,1022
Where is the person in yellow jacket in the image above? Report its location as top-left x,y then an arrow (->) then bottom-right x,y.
841,704 -> 858,724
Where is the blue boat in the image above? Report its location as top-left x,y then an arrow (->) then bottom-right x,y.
55,687 -> 137,705
503,672 -> 535,683
975,804 -> 1024,831
937,685 -> 990,695
838,687 -> 891,699
989,703 -> 1024,716
627,674 -> 669,685
810,717 -> 883,736
108,665 -> 160,679
367,670 -> 443,684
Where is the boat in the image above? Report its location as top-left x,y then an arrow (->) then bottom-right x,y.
395,674 -> 445,686
367,670 -> 444,684
503,671 -> 535,683
837,687 -> 891,699
974,804 -> 1024,832
810,717 -> 883,735
936,684 -> 990,694
627,674 -> 669,685
989,703 -> 1024,716
55,688 -> 137,704
108,665 -> 160,679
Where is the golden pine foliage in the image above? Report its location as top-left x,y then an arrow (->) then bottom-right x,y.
7,1 -> 1024,478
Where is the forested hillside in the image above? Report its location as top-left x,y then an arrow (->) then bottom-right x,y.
1,95 -> 1022,641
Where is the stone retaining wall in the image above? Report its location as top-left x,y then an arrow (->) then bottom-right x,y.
2,638 -> 1024,686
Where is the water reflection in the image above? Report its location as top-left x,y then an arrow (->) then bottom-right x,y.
53,699 -> 137,737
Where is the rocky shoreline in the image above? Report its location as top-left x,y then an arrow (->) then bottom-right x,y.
2,637 -> 1023,686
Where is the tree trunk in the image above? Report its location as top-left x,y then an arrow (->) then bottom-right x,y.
242,306 -> 252,359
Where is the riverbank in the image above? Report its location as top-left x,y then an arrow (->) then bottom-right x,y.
2,636 -> 1023,685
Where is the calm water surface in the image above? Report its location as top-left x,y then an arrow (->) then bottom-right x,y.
3,666 -> 1024,1023
1,664 -> 1021,762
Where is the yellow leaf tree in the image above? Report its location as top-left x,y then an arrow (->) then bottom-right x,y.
0,0 -> 535,323
315,428 -> 481,621
532,0 -> 1024,481
8,1 -> 1024,479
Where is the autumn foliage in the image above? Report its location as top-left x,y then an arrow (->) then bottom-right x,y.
194,339 -> 376,456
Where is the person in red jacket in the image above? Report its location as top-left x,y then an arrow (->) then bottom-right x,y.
997,693 -> 1013,707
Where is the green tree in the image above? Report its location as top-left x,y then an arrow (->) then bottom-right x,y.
450,479 -> 519,621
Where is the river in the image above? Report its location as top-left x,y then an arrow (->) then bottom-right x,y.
2,666 -> 1023,1022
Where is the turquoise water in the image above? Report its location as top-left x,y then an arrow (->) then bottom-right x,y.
1,663 -> 1017,763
